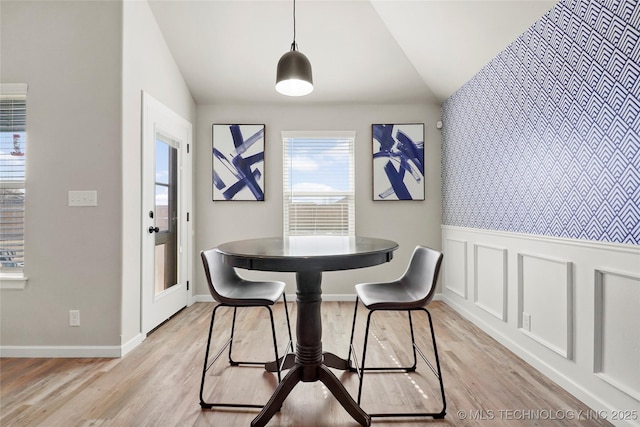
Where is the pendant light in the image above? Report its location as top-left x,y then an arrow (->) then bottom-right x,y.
276,0 -> 313,96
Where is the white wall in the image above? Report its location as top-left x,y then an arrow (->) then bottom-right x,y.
0,1 -> 123,352
121,0 -> 196,350
442,226 -> 640,426
195,103 -> 443,298
0,0 -> 196,356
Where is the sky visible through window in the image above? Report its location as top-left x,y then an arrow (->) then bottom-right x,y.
287,138 -> 352,196
155,139 -> 170,206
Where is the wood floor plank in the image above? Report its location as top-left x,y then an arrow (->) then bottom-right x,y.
1,301 -> 610,426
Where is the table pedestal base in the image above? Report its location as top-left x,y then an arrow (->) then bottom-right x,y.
252,360 -> 370,427
252,271 -> 370,427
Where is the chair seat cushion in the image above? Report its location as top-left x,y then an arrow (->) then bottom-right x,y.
218,280 -> 286,306
356,281 -> 422,310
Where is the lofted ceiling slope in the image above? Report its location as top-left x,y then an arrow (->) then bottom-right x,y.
148,0 -> 559,105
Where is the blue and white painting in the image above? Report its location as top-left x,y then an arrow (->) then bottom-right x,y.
372,123 -> 425,200
212,124 -> 265,201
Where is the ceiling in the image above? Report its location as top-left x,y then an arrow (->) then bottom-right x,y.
148,0 -> 559,105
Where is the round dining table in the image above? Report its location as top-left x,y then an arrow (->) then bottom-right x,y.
216,236 -> 399,427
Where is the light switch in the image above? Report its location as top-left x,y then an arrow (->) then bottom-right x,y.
68,190 -> 98,207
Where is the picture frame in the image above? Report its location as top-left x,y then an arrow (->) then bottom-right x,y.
212,124 -> 265,201
372,123 -> 425,201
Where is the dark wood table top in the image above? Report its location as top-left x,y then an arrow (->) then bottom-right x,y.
216,236 -> 399,272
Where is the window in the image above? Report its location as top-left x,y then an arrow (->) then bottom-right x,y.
0,84 -> 27,276
283,131 -> 355,236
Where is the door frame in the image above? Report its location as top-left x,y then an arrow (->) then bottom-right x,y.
140,91 -> 193,335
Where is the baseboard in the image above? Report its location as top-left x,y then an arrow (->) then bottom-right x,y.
0,333 -> 146,358
195,293 -> 445,303
0,345 -> 122,358
0,293 -> 440,358
440,295 -> 640,427
120,333 -> 145,357
195,293 -> 359,302
193,294 -> 215,303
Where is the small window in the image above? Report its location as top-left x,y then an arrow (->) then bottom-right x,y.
283,131 -> 355,237
0,84 -> 27,272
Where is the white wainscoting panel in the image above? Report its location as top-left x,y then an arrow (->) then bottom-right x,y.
518,253 -> 573,359
474,244 -> 507,321
444,238 -> 467,298
594,269 -> 640,402
441,226 -> 640,427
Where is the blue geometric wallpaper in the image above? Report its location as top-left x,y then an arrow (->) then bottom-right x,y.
441,0 -> 640,245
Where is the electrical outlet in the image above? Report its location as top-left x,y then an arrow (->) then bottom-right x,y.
522,312 -> 531,331
69,310 -> 80,327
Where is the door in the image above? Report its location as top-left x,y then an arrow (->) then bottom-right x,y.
141,92 -> 192,334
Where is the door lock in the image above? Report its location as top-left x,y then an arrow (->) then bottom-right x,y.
148,226 -> 160,234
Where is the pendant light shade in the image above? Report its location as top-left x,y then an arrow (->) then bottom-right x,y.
276,0 -> 313,96
276,45 -> 313,96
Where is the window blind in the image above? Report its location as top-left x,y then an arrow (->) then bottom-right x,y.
0,84 -> 27,269
283,133 -> 355,236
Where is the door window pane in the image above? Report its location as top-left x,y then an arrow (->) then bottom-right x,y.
154,135 -> 178,294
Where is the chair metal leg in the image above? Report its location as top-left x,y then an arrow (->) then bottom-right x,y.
266,306 -> 282,382
228,298 -> 293,372
356,309 -> 374,405
282,294 -> 293,342
265,296 -> 294,374
424,308 -> 446,418
228,307 -> 239,365
278,294 -> 294,374
407,311 -> 418,371
200,302 -> 293,410
227,306 -> 286,369
347,296 -> 360,371
199,305 -> 218,408
200,305 -> 262,409
358,310 -> 419,373
355,307 -> 447,419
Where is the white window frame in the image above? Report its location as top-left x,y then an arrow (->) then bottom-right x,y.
282,131 -> 356,237
1,83 -> 28,289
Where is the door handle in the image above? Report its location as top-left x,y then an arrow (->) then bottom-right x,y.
148,226 -> 160,234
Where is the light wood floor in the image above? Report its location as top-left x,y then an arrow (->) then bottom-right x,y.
1,301 -> 610,427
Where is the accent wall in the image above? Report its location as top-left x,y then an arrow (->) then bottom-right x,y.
442,0 -> 639,244
440,0 -> 639,424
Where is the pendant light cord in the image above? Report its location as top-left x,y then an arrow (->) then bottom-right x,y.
291,0 -> 297,51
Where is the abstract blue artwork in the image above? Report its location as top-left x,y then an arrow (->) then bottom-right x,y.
372,123 -> 425,200
441,0 -> 639,245
212,124 -> 265,201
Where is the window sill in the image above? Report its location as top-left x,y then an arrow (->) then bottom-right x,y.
0,272 -> 28,289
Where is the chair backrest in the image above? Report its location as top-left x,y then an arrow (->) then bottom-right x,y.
201,248 -> 243,304
399,245 -> 444,306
